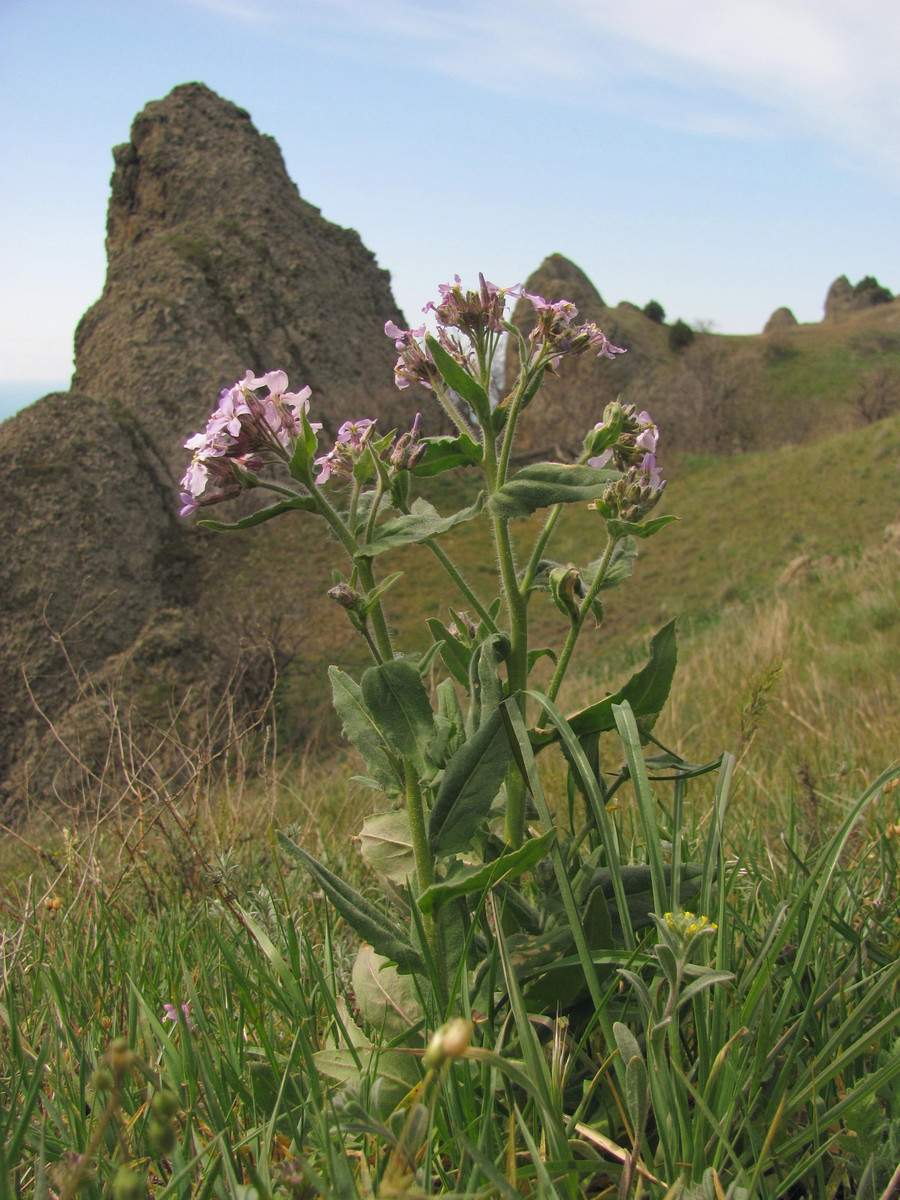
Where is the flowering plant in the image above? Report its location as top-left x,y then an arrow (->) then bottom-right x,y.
181,274 -> 683,1027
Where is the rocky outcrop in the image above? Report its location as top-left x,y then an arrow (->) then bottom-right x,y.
764,307 -> 798,333
824,275 -> 894,322
0,83 -> 419,814
72,82 -> 413,480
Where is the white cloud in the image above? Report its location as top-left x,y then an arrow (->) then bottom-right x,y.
231,0 -> 900,184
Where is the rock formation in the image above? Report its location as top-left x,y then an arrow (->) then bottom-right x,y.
824,274 -> 895,322
764,307 -> 798,333
0,83 -> 419,814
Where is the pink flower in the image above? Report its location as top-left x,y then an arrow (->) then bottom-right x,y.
179,369 -> 319,515
162,1002 -> 196,1032
385,322 -> 439,390
315,418 -> 376,484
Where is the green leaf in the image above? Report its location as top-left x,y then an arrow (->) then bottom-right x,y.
583,537 -> 637,591
675,969 -> 735,1010
531,619 -> 677,749
351,945 -> 423,1038
587,863 -> 704,941
467,634 -> 506,735
613,1021 -> 642,1069
428,709 -> 513,855
198,495 -> 316,531
360,571 -> 404,616
418,830 -> 556,915
359,495 -> 485,557
607,513 -> 678,540
625,1054 -> 650,1138
642,750 -> 725,779
276,833 -> 424,973
427,618 -> 473,689
329,667 -> 402,796
436,678 -> 465,742
287,409 -> 322,485
358,811 -> 417,883
410,433 -> 483,476
549,565 -> 582,622
360,660 -> 435,773
494,366 -> 546,430
490,462 -> 619,521
425,333 -> 491,419
527,647 -> 557,673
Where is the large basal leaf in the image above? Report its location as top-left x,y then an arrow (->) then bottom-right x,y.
276,833 -> 424,974
360,660 -> 435,773
531,619 -> 677,749
329,667 -> 402,796
425,333 -> 491,419
198,494 -> 316,531
418,829 -> 556,915
490,463 -> 618,521
358,811 -> 417,883
351,945 -> 424,1039
410,433 -> 483,476
359,495 -> 485,557
313,997 -> 420,1115
428,709 -> 514,856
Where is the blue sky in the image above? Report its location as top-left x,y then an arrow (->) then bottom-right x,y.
1,0 -> 898,420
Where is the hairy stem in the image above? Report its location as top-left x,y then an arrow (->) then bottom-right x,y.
404,759 -> 447,1001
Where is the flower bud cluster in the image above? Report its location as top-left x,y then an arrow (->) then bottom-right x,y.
595,453 -> 666,523
523,291 -> 626,371
660,910 -> 718,957
327,582 -> 363,611
389,412 -> 427,472
180,370 -> 319,516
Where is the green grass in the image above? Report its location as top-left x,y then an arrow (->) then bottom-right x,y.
3,725 -> 899,1197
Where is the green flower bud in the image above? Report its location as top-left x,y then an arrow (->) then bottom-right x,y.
150,1089 -> 179,1120
148,1117 -> 177,1155
112,1166 -> 146,1200
424,1018 -> 473,1068
91,1066 -> 115,1092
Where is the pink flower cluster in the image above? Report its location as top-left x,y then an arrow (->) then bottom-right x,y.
385,275 -> 625,392
385,320 -> 441,391
522,291 -> 626,371
180,370 -> 319,516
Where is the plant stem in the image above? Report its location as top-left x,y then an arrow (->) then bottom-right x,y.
356,556 -> 393,662
404,759 -> 446,1000
425,541 -> 498,633
521,504 -> 565,595
547,533 -> 620,703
